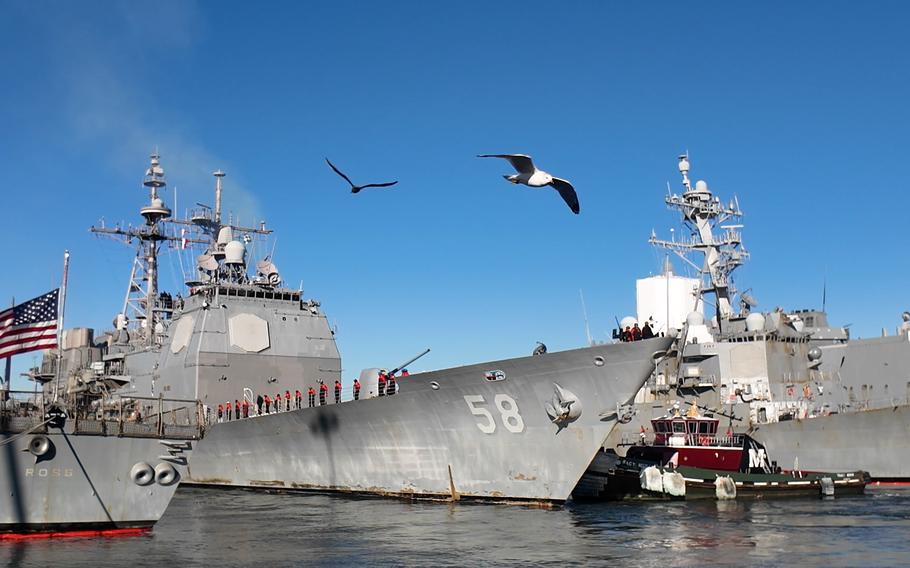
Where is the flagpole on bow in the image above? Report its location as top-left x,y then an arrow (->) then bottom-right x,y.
2,297 -> 11,397
52,250 -> 70,403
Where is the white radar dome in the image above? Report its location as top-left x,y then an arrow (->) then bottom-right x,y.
224,240 -> 246,265
745,312 -> 766,332
685,311 -> 705,326
217,226 -> 234,245
695,180 -> 709,192
620,316 -> 638,330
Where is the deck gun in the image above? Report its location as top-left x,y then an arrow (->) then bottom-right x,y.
388,348 -> 431,376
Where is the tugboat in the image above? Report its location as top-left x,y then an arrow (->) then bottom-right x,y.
574,403 -> 869,501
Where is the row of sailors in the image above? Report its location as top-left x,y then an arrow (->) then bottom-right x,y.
214,369 -> 410,422
619,321 -> 655,342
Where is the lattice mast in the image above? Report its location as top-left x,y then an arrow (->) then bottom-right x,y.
648,155 -> 749,325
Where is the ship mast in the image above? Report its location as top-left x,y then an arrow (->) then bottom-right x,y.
649,155 -> 749,326
91,154 -> 277,347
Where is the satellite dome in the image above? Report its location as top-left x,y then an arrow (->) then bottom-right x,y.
151,197 -> 164,208
808,346 -> 823,361
745,312 -> 766,332
224,240 -> 246,265
620,316 -> 637,329
685,311 -> 705,326
695,180 -> 709,192
217,226 -> 234,246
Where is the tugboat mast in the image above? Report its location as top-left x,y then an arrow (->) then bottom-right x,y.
649,154 -> 749,326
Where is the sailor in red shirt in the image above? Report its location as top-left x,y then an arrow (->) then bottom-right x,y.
308,386 -> 316,407
353,379 -> 361,400
275,393 -> 282,413
242,399 -> 250,418
285,390 -> 291,411
234,399 -> 241,420
217,403 -> 224,423
401,369 -> 409,377
334,379 -> 342,403
319,380 -> 328,406
263,394 -> 272,414
226,401 -> 233,421
378,371 -> 387,396
295,389 -> 302,409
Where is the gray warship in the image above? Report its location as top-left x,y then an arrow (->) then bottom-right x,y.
575,154 -> 910,499
1,268 -> 202,535
79,153 -> 673,504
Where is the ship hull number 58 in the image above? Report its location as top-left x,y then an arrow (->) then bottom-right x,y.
463,394 -> 524,434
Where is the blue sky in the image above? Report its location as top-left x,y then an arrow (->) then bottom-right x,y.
2,2 -> 909,388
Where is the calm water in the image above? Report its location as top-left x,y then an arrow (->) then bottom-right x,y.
3,487 -> 909,567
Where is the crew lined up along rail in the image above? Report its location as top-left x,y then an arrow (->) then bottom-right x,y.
212,369 -> 410,423
619,321 -> 654,342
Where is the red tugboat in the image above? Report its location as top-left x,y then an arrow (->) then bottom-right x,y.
574,404 -> 869,501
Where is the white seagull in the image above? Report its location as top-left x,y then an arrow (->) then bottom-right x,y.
477,154 -> 579,214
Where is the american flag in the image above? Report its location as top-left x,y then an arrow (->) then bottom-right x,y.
0,289 -> 60,359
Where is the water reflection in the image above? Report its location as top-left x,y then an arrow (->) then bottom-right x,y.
2,488 -> 909,567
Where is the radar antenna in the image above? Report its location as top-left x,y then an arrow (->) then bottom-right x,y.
649,154 -> 750,325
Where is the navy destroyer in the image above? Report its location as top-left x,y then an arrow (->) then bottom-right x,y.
70,152 -> 674,504
575,154 -> 909,499
1,259 -> 203,535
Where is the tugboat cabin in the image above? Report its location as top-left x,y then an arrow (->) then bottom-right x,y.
628,406 -> 750,472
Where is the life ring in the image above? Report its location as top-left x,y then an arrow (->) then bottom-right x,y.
698,436 -> 710,446
130,462 -> 155,486
28,435 -> 52,457
154,462 -> 180,486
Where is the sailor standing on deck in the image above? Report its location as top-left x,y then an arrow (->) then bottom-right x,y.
275,393 -> 282,413
264,394 -> 271,414
308,386 -> 316,407
242,399 -> 250,418
378,371 -> 387,396
256,394 -> 264,415
285,390 -> 292,411
295,389 -> 302,409
234,399 -> 241,420
319,380 -> 328,406
353,378 -> 361,400
217,403 -> 224,423
334,379 -> 342,403
387,372 -> 396,396
226,401 -> 233,421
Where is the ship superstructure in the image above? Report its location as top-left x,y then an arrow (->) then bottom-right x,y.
79,152 -> 675,504
599,154 -> 910,482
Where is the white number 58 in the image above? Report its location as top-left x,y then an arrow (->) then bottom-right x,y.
463,394 -> 524,434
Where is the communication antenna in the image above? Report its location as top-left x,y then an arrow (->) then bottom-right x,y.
579,289 -> 593,346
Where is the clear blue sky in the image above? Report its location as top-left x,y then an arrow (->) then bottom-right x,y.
2,2 -> 909,388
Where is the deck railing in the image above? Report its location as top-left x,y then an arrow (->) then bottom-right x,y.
0,389 -> 204,440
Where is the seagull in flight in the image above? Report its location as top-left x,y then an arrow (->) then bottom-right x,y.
477,154 -> 579,214
325,158 -> 398,194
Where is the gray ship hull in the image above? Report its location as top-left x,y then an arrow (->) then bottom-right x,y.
1,427 -> 194,533
749,405 -> 910,481
186,338 -> 672,503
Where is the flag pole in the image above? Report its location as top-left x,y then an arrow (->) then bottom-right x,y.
2,297 -> 11,399
52,250 -> 71,403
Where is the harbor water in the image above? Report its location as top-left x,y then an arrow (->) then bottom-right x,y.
3,487 -> 909,567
